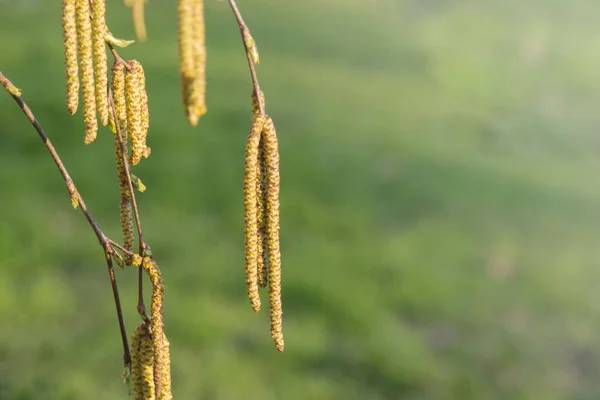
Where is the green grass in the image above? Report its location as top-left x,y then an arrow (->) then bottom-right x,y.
2,0 -> 600,398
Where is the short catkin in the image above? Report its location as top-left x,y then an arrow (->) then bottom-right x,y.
120,198 -> 135,264
262,115 -> 284,352
75,0 -> 98,144
125,60 -> 150,165
111,62 -> 128,139
131,322 -> 156,400
62,0 -> 79,115
91,0 -> 109,126
244,115 -> 265,312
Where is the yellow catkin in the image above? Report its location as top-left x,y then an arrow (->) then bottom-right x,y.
256,144 -> 268,288
142,256 -> 172,400
263,116 -> 284,352
177,0 -> 195,79
190,0 -> 207,119
131,322 -> 156,400
91,0 -> 109,126
111,62 -> 128,138
62,0 -> 79,115
132,0 -> 148,42
178,0 -> 206,126
252,90 -> 268,287
76,0 -> 98,144
244,115 -> 265,312
125,60 -> 149,165
120,198 -> 135,264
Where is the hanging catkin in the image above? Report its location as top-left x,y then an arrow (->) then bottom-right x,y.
62,0 -> 79,115
125,60 -> 150,165
75,0 -> 98,144
178,0 -> 206,126
262,115 -> 284,352
244,115 -> 265,312
131,322 -> 156,400
91,0 -> 109,126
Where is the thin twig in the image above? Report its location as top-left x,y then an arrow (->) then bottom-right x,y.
0,70 -> 132,370
227,0 -> 265,114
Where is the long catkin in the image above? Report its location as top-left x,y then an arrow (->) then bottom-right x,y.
75,0 -> 98,144
244,115 -> 265,312
256,144 -> 268,288
91,0 -> 109,126
125,60 -> 149,165
262,116 -> 284,352
62,0 -> 79,115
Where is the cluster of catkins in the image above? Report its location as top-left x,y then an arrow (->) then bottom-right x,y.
244,91 -> 284,352
61,0 -> 283,395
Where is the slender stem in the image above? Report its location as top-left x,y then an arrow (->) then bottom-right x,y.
227,0 -> 265,114
0,70 -> 131,369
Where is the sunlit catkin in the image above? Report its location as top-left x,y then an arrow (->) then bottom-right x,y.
142,256 -> 172,400
62,0 -> 79,115
125,60 -> 149,165
263,116 -> 284,352
131,322 -> 156,400
256,145 -> 268,288
177,0 -> 195,79
111,62 -> 128,137
120,198 -> 135,264
91,0 -> 109,126
178,0 -> 206,126
76,0 -> 98,144
244,115 -> 265,312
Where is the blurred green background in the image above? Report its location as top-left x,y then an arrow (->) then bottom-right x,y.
2,0 -> 600,398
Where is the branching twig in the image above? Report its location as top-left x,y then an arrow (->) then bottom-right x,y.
227,0 -> 265,114
0,70 -> 132,370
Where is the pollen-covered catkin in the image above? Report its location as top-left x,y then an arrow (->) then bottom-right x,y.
256,145 -> 268,288
62,0 -> 79,115
178,0 -> 207,126
111,62 -> 128,137
141,256 -> 172,400
131,322 -> 156,400
75,0 -> 98,144
120,198 -> 135,264
125,60 -> 149,165
244,115 -> 265,312
91,0 -> 109,126
263,115 -> 284,352
177,0 -> 195,79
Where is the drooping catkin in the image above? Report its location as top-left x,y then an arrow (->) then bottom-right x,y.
177,0 -> 195,79
120,198 -> 135,264
178,0 -> 206,126
62,0 -> 79,115
91,0 -> 109,126
263,116 -> 284,352
111,62 -> 128,138
132,0 -> 148,42
244,115 -> 265,312
252,90 -> 268,287
75,0 -> 98,144
125,60 -> 150,165
256,144 -> 268,288
131,322 -> 156,400
142,256 -> 172,400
